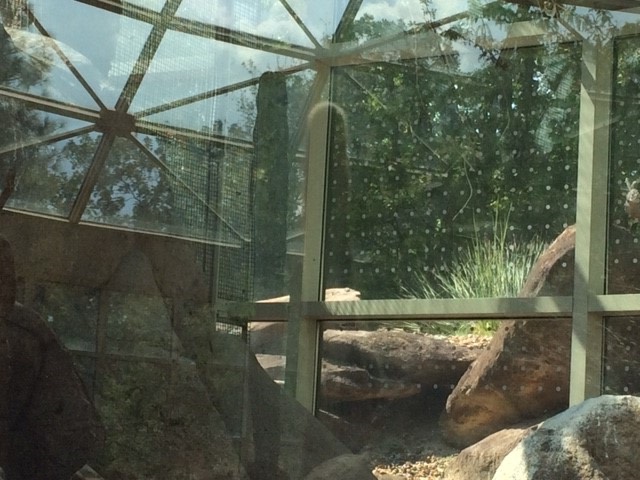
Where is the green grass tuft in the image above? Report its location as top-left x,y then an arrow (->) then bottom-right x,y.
400,211 -> 546,336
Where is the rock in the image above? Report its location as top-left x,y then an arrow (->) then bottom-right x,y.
518,224 -> 575,297
440,318 -> 571,447
316,409 -> 369,452
255,353 -> 286,382
320,329 -> 483,406
444,423 -> 538,480
5,304 -> 106,480
257,287 -> 361,304
492,395 -> 640,480
255,327 -> 483,405
302,453 -> 375,480
321,361 -> 421,402
442,223 -> 640,449
250,322 -> 287,355
441,226 -> 576,448
0,236 -> 105,480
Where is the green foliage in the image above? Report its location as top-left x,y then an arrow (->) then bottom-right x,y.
420,212 -> 546,299
322,5 -> 584,298
400,210 -> 546,335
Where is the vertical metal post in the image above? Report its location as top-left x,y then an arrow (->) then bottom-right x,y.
570,40 -> 613,404
284,65 -> 331,410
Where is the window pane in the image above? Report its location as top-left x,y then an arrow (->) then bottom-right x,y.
2,0 -> 638,479
603,316 -> 640,395
608,34 -> 640,294
318,318 -> 570,470
324,24 -> 580,299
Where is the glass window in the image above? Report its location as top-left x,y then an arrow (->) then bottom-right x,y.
603,316 -> 640,395
608,34 -> 640,294
323,5 -> 588,300
2,0 -> 640,478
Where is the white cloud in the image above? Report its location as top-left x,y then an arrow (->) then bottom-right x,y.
357,0 -> 472,26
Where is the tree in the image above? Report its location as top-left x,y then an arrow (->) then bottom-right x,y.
318,4 -> 610,298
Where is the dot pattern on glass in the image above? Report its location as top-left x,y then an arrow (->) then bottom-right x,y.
603,317 -> 640,395
323,44 -> 578,300
607,36 -> 640,294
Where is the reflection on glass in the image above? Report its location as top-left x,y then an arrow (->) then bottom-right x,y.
4,128 -> 97,217
95,359 -> 242,478
105,292 -> 174,357
321,5 -> 591,299
27,282 -> 98,352
28,0 -> 153,107
141,87 -> 256,141
249,320 -> 287,384
0,0 -> 639,477
286,0 -> 350,44
1,25 -> 100,108
129,30 -> 305,114
126,0 -> 167,12
80,135 -> 252,245
176,0 -> 313,47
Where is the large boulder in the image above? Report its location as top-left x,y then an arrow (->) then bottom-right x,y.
441,226 -> 576,447
0,236 -> 105,480
253,326 -> 485,405
441,223 -> 640,448
440,317 -> 571,447
321,360 -> 421,402
444,424 -> 537,480
319,329 -> 485,406
492,395 -> 640,480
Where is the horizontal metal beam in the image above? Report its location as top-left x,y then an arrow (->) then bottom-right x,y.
77,217 -> 244,248
590,294 -> 640,315
0,87 -> 100,123
221,296 -> 574,322
0,125 -> 95,156
170,16 -> 317,62
76,0 -> 317,61
135,119 -> 254,150
1,207 -> 244,247
304,296 -> 574,320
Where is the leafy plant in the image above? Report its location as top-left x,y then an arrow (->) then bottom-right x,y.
401,210 -> 546,335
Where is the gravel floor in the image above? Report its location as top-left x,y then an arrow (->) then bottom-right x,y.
372,454 -> 456,479
356,394 -> 462,480
354,334 -> 492,480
